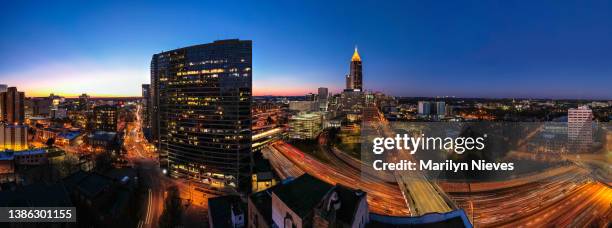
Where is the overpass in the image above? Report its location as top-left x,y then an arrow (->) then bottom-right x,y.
370,111 -> 456,216
252,127 -> 283,151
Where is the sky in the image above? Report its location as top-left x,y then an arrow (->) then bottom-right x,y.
1,0 -> 612,99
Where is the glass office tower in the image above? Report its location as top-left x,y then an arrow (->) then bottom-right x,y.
151,39 -> 252,191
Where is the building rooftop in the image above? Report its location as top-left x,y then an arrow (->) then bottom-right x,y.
0,148 -> 49,159
63,170 -> 113,199
58,131 -> 81,140
104,168 -> 137,181
76,172 -> 113,198
157,39 -> 252,55
334,185 -> 367,225
90,131 -> 117,141
28,116 -> 49,121
256,172 -> 274,181
94,104 -> 117,109
62,169 -> 136,220
368,209 -> 471,228
273,173 -> 333,217
14,148 -> 46,156
0,152 -> 14,161
291,112 -> 322,120
249,187 -> 276,226
351,47 -> 361,62
208,195 -> 245,228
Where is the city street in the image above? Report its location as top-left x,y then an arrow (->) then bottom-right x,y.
136,158 -> 165,228
124,104 -> 165,228
126,104 -> 212,227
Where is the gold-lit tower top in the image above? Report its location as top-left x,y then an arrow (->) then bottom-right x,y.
351,46 -> 361,62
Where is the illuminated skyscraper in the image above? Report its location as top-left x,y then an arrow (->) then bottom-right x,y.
348,47 -> 362,91
151,39 -> 252,190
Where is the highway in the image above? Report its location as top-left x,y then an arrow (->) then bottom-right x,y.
271,141 -> 410,216
367,118 -> 454,215
499,182 -> 612,227
450,166 -> 591,226
261,146 -> 305,179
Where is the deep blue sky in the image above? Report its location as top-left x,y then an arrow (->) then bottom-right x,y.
1,0 -> 611,99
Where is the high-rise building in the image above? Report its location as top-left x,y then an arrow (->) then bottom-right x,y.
435,101 -> 446,118
150,55 -> 160,145
0,125 -> 28,151
151,39 -> 252,190
0,87 -> 25,124
141,84 -> 151,130
318,87 -> 329,101
93,105 -> 118,132
568,106 -> 593,152
0,87 -> 27,151
0,85 -> 7,93
345,74 -> 353,91
349,47 -> 362,91
318,87 -> 329,111
418,101 -> 432,116
306,93 -> 318,101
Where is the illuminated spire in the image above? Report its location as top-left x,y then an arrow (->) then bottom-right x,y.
351,46 -> 361,62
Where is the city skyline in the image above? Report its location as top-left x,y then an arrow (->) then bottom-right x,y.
2,1 -> 612,99
1,2 -> 611,227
